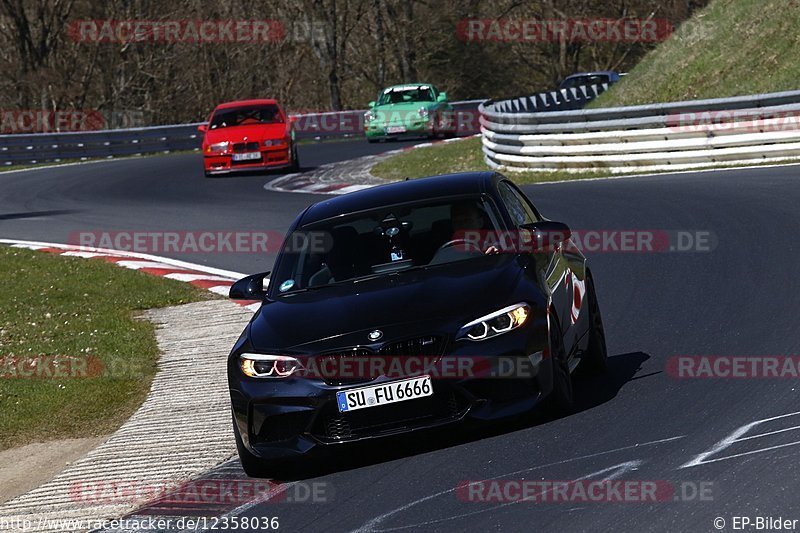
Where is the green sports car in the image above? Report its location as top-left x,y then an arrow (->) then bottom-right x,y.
364,84 -> 455,142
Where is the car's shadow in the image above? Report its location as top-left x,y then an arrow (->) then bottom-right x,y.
266,351 -> 652,481
0,209 -> 81,221
204,166 -> 305,180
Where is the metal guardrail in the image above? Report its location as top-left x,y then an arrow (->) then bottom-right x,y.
0,100 -> 484,166
479,88 -> 800,173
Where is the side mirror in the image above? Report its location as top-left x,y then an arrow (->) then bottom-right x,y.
229,271 -> 271,300
520,221 -> 571,252
437,92 -> 447,102
368,101 -> 376,108
197,124 -> 207,133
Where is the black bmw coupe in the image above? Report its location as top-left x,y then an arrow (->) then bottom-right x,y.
227,172 -> 606,476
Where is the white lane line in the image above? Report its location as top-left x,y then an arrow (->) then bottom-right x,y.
336,184 -> 375,194
115,260 -> 190,270
683,440 -> 800,466
354,435 -> 685,532
0,239 -> 246,279
60,251 -> 115,258
305,182 -> 340,191
9,243 -> 48,250
164,273 -> 236,282
681,410 -> 800,468
736,424 -> 800,441
0,156 -> 139,176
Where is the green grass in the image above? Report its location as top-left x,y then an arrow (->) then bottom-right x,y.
371,137 -> 623,184
372,138 -> 485,179
0,246 -> 213,450
591,0 -> 800,107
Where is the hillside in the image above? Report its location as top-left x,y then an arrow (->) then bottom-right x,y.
591,0 -> 800,107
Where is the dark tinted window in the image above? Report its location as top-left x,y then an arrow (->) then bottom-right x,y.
377,86 -> 435,105
272,196 -> 502,293
498,182 -> 538,226
210,104 -> 283,129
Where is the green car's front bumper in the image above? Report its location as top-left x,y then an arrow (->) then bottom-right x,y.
364,116 -> 435,140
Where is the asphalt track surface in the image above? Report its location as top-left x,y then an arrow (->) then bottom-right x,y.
2,140 -> 800,532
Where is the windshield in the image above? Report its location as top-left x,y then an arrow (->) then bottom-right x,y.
209,104 -> 283,129
377,86 -> 435,105
273,196 -> 502,294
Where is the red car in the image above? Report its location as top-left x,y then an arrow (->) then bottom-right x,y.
198,99 -> 299,177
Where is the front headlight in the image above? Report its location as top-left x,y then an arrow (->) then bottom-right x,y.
263,138 -> 288,147
207,141 -> 230,154
418,107 -> 429,118
239,353 -> 304,378
457,303 -> 530,341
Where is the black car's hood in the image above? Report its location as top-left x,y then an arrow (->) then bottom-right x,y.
249,255 -> 527,351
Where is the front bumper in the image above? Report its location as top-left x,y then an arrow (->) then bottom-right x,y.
229,328 -> 552,460
204,147 -> 292,174
364,119 -> 434,139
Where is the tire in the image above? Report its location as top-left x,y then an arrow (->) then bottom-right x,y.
441,112 -> 456,138
289,145 -> 300,172
581,270 -> 608,375
431,112 -> 452,139
546,314 -> 574,415
233,413 -> 278,478
367,137 -> 380,144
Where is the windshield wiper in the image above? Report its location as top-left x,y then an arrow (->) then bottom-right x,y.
279,284 -> 338,295
282,265 -> 442,294
354,264 -> 437,282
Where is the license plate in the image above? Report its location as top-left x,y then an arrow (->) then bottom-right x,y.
386,126 -> 406,134
232,152 -> 261,161
336,375 -> 432,413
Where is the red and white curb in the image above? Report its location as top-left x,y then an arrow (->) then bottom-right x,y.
0,239 -> 262,311
267,135 -> 477,195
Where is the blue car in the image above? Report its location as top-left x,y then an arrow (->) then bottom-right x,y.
558,71 -> 623,90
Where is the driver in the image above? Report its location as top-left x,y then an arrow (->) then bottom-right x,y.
450,201 -> 499,254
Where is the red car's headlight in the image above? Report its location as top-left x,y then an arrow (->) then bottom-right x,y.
263,138 -> 289,147
206,141 -> 230,154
